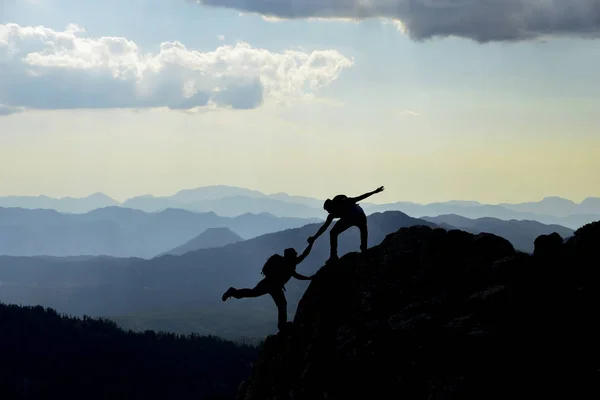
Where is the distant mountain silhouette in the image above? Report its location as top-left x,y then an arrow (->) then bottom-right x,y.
0,211 -> 436,340
421,214 -> 574,253
177,196 -> 322,218
498,196 -> 584,216
121,188 -> 600,227
0,206 -> 320,258
2,186 -> 599,227
160,227 -> 243,256
361,201 -> 600,229
265,192 -> 324,208
122,186 -> 325,218
0,192 -> 119,213
580,197 -> 600,213
237,221 -> 600,400
120,195 -> 182,213
169,185 -> 268,202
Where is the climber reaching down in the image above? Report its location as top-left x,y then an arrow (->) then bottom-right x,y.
308,186 -> 384,263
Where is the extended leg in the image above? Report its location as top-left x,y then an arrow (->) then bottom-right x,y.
358,214 -> 368,252
269,289 -> 288,331
222,279 -> 270,302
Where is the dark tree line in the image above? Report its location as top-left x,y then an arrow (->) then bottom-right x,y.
0,303 -> 259,399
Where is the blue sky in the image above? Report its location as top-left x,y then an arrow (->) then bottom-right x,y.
1,0 -> 599,203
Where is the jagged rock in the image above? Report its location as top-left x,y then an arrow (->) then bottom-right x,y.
237,222 -> 600,400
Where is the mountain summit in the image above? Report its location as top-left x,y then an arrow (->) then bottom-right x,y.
237,221 -> 600,400
161,227 -> 243,256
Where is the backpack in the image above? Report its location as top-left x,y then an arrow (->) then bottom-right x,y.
261,254 -> 286,279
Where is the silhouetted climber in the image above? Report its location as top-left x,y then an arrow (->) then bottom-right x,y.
308,186 -> 385,263
221,243 -> 314,332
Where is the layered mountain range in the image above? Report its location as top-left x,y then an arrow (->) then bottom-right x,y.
2,186 -> 598,228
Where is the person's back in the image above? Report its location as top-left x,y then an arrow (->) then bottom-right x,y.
326,195 -> 362,218
262,254 -> 296,287
221,244 -> 314,332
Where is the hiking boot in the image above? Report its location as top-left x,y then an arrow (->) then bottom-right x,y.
222,287 -> 235,302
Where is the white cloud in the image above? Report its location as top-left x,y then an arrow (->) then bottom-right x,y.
217,34 -> 225,40
0,23 -> 354,113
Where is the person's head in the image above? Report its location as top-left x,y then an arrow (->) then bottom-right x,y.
284,248 -> 297,260
323,199 -> 333,213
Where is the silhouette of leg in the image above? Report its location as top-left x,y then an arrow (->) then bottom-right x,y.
269,289 -> 287,331
222,279 -> 270,302
329,218 -> 353,261
358,214 -> 368,252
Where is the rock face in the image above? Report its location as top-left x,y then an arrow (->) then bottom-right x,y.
237,223 -> 600,400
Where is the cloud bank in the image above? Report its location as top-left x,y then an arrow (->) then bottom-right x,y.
0,23 -> 353,113
199,0 -> 600,43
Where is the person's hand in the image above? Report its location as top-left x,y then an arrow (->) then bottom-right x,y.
375,186 -> 385,193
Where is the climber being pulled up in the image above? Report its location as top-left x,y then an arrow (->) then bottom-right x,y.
308,186 -> 385,264
221,242 -> 314,332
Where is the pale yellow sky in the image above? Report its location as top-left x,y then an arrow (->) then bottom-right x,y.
2,0 -> 600,206
1,97 -> 599,205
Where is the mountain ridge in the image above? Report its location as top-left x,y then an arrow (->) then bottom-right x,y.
0,206 -> 321,258
0,211 -> 436,340
422,214 -> 574,252
2,186 -> 599,228
159,227 -> 243,256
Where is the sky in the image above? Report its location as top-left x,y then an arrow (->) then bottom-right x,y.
1,0 -> 599,204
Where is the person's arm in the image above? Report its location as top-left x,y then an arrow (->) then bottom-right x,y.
292,271 -> 313,280
308,214 -> 334,243
296,242 -> 313,264
348,186 -> 385,203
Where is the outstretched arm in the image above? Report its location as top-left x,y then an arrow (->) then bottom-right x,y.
349,186 -> 384,203
296,242 -> 313,264
292,271 -> 313,280
308,214 -> 334,243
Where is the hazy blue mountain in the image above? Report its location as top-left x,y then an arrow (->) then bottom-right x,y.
181,196 -> 323,218
0,192 -> 119,213
121,185 -> 324,217
160,227 -> 243,256
498,196 -> 579,217
0,211 -> 436,341
267,192 -> 325,208
169,185 -> 267,203
2,186 -> 599,228
122,193 -> 323,218
120,195 -> 182,212
361,202 -> 598,230
0,206 -> 321,258
421,214 -> 574,253
126,188 -> 590,224
580,197 -> 600,213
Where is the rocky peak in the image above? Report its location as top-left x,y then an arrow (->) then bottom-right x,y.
237,222 -> 600,400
